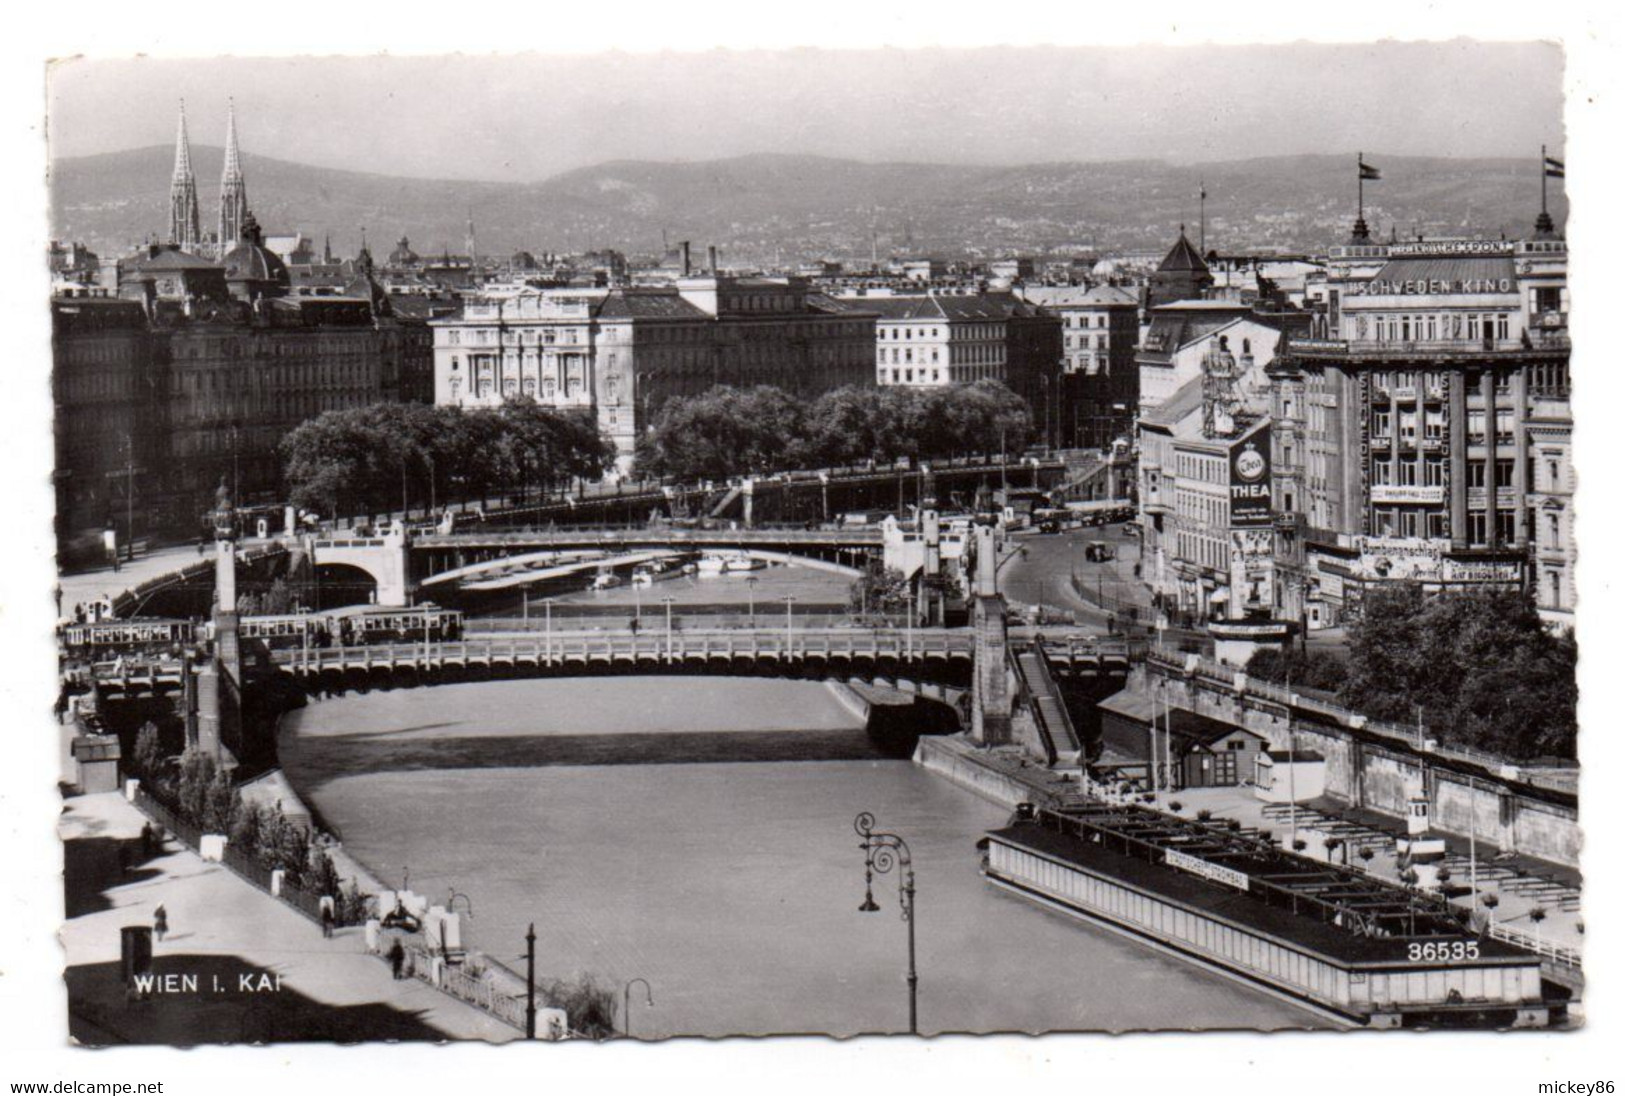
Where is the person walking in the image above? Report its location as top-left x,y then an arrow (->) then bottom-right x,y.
389,939 -> 405,980
320,898 -> 336,939
153,904 -> 168,942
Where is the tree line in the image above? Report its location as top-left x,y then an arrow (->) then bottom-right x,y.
280,400 -> 615,522
129,726 -> 369,923
1246,586 -> 1577,761
635,381 -> 1035,483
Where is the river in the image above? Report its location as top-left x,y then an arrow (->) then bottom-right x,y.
278,677 -> 1320,1036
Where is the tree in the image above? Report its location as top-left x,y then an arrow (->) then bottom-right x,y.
132,721 -> 165,784
540,975 -> 618,1040
1343,586 -> 1577,760
849,564 -> 911,618
1244,646 -> 1348,693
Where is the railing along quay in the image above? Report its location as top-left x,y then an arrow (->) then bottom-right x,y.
1144,648 -> 1566,789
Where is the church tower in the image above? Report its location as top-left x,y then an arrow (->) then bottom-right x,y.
218,100 -> 250,255
168,101 -> 201,252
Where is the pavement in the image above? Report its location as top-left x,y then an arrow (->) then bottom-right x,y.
58,543 -> 217,620
59,791 -> 520,1044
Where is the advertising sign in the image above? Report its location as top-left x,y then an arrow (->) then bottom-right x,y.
1165,849 -> 1250,891
1370,485 -> 1446,505
1229,427 -> 1272,527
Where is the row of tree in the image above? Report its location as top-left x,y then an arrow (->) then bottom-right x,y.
130,726 -> 368,921
1245,587 -> 1577,760
280,400 -> 616,522
635,382 -> 1035,482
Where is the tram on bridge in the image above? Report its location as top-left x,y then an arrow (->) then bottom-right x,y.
60,606 -> 465,658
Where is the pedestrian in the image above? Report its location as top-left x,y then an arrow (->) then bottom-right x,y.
388,939 -> 405,980
320,898 -> 336,939
153,904 -> 168,942
629,616 -> 640,636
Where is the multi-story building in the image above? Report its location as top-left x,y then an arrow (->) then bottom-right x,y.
432,275 -> 878,472
52,238 -> 425,550
1138,336 -> 1277,619
1017,284 -> 1140,449
51,292 -> 163,557
1268,228 -> 1572,629
865,293 -> 1062,442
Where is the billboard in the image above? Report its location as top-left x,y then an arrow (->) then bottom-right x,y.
1229,427 -> 1272,527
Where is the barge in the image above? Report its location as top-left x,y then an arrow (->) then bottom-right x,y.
983,803 -> 1566,1029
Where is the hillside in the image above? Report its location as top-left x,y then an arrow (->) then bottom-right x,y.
50,146 -> 1567,265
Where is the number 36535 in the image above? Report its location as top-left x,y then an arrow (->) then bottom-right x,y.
1407,940 -> 1480,962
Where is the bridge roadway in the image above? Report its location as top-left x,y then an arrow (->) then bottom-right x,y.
79,628 -> 1137,695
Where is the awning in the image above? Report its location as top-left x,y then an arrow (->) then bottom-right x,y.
1209,588 -> 1230,604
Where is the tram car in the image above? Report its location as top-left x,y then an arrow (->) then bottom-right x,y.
237,606 -> 464,649
325,605 -> 464,646
60,618 -> 197,660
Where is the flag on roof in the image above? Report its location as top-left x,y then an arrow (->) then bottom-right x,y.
1544,155 -> 1566,179
1359,160 -> 1381,181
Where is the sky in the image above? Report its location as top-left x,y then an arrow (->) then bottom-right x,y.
45,41 -> 1565,183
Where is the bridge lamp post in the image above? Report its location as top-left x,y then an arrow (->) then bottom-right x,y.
544,597 -> 554,664
746,575 -> 758,623
622,977 -> 654,1039
783,595 -> 797,658
662,596 -> 676,661
853,811 -> 918,1035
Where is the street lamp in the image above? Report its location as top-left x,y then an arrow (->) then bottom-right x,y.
662,595 -> 676,660
783,595 -> 797,658
746,575 -> 759,624
622,977 -> 655,1039
853,811 -> 918,1035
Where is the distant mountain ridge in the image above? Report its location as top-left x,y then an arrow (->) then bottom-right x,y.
50,145 -> 1567,265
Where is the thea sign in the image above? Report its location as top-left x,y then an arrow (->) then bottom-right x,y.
1229,428 -> 1272,527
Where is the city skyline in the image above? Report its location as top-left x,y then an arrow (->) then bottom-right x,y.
48,42 -> 1564,183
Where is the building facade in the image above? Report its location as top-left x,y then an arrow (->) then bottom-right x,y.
1269,233 -> 1572,628
432,277 -> 879,472
867,293 -> 1063,443
1017,284 -> 1140,449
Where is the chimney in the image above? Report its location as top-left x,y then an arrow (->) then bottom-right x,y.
707,245 -> 718,275
680,241 -> 691,277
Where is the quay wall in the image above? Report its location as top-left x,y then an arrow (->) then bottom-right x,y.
1134,664 -> 1580,868
915,735 -> 1057,810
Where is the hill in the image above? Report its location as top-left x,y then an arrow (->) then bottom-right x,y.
50,146 -> 1567,265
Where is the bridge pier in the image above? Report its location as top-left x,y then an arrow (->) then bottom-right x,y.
969,523 -> 1013,747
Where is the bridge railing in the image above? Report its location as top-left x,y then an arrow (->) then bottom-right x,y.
415,526 -> 885,547
269,628 -> 979,671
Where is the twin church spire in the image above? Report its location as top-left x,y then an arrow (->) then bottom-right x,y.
167,99 -> 251,257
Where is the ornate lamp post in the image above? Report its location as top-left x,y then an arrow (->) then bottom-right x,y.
853,811 -> 918,1035
622,977 -> 654,1039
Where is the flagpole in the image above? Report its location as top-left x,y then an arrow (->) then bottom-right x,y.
1199,181 -> 1206,255
1541,144 -> 1549,218
1357,152 -> 1364,224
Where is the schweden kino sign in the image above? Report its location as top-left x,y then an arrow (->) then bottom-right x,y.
1229,427 -> 1272,527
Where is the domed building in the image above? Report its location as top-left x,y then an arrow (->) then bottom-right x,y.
221,212 -> 290,302
388,236 -> 421,268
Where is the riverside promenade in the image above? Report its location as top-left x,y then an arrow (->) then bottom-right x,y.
60,790 -> 520,1044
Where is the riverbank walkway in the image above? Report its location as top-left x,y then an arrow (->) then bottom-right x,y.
60,790 -> 520,1044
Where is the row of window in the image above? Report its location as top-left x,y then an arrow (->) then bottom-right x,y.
1362,312 -> 1513,343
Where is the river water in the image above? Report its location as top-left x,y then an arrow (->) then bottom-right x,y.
279,677 -> 1319,1036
